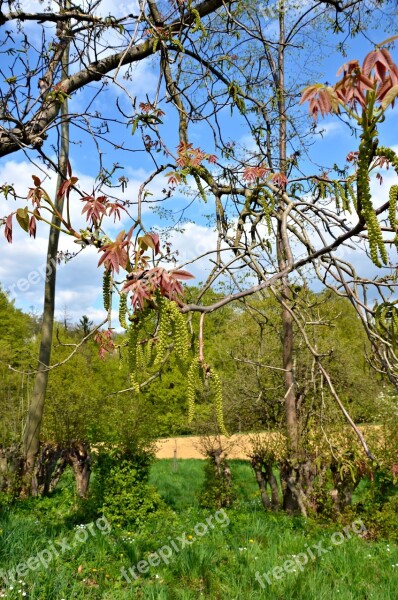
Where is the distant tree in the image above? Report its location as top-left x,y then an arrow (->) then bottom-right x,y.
78,315 -> 94,337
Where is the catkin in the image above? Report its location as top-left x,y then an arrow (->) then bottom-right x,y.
187,357 -> 200,422
388,185 -> 398,234
375,303 -> 398,349
335,181 -> 350,213
128,322 -> 139,373
154,298 -> 172,367
392,308 -> 398,348
145,338 -> 154,365
346,179 -> 357,210
357,140 -> 387,267
119,293 -> 128,329
375,147 -> 398,250
103,269 -> 112,311
129,373 -> 140,394
376,147 -> 398,174
333,182 -> 341,211
209,368 -> 229,437
136,342 -> 145,370
169,301 -> 190,363
259,189 -> 274,235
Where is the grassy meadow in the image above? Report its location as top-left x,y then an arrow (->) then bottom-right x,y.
0,459 -> 397,599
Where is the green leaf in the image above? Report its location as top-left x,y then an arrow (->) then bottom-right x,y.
131,118 -> 138,135
16,207 -> 29,232
138,234 -> 158,252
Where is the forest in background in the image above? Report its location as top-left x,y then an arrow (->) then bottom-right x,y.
1,283 -> 394,445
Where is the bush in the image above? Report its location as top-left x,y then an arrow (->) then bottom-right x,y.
101,459 -> 164,528
199,458 -> 235,509
92,445 -> 165,528
0,491 -> 14,511
338,467 -> 398,541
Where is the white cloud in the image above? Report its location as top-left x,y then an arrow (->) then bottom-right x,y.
167,222 -> 219,276
108,58 -> 160,100
0,159 -> 223,319
315,121 -> 345,138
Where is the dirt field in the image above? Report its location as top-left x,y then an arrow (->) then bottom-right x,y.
154,426 -> 380,460
154,433 -> 278,460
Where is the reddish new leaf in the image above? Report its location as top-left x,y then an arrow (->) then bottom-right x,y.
98,230 -> 129,273
167,172 -> 182,187
271,172 -> 289,189
300,85 -> 339,119
29,215 -> 37,238
148,267 -> 191,299
27,184 -> 44,207
4,213 -> 13,243
94,329 -> 115,360
82,195 -> 108,225
346,151 -> 359,163
107,202 -> 126,223
175,142 -> 217,168
58,176 -> 78,200
242,165 -> 269,182
363,48 -> 398,86
127,279 -> 153,310
148,232 -> 160,255
170,269 -> 195,281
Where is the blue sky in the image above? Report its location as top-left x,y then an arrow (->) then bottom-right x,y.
0,1 -> 397,323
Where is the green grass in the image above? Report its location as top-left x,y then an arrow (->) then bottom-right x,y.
0,460 -> 397,599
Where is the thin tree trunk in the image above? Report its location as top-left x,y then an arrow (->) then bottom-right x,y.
22,35 -> 70,494
275,0 -> 304,515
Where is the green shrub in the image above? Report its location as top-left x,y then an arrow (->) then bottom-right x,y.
91,445 -> 165,528
199,458 -> 235,509
101,458 -> 165,528
0,490 -> 14,511
338,468 -> 398,541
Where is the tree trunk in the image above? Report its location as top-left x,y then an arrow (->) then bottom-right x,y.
274,0 -> 304,515
34,444 -> 69,496
68,442 -> 92,499
22,40 -> 70,493
208,448 -> 232,508
251,457 -> 272,510
265,462 -> 280,510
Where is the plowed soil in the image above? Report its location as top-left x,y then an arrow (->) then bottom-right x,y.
154,432 -> 279,460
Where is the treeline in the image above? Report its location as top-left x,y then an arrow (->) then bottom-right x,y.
0,285 -> 392,448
